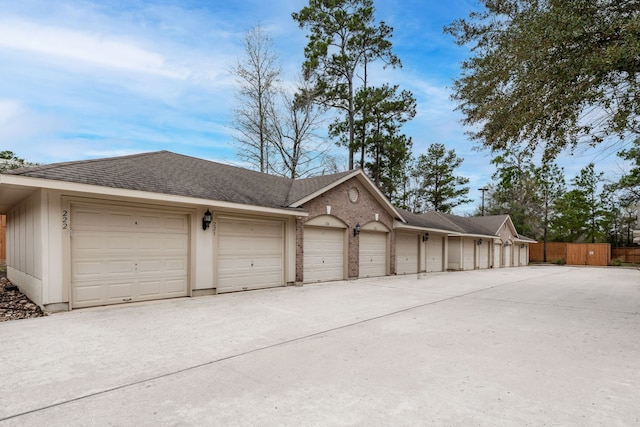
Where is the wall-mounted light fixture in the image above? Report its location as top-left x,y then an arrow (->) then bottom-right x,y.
477,239 -> 483,245
202,209 -> 212,230
326,205 -> 332,215
353,223 -> 361,237
422,233 -> 430,242
375,213 -> 379,222
520,244 -> 525,249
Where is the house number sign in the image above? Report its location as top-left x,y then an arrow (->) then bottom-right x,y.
62,210 -> 69,229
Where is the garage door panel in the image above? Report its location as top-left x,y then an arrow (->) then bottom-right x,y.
166,279 -> 188,294
426,237 -> 443,272
359,232 -> 387,278
108,283 -> 134,299
304,227 -> 344,283
478,243 -> 489,269
217,219 -> 284,293
71,204 -> 189,308
463,239 -> 475,270
396,233 -> 418,275
74,285 -> 103,304
494,244 -> 502,268
72,210 -> 102,228
138,281 -> 163,296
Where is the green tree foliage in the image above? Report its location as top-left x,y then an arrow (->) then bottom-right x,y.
614,138 -> 640,203
535,161 -> 566,260
410,143 -> 471,213
484,152 -> 543,238
550,163 -> 605,242
0,151 -> 34,172
446,0 -> 640,160
599,186 -> 637,246
330,83 -> 416,199
293,0 -> 401,169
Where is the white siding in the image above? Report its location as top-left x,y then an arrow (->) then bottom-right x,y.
6,191 -> 43,306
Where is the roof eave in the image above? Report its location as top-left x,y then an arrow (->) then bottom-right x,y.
0,174 -> 308,217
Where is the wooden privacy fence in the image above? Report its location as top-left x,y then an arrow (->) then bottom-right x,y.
529,242 -> 611,266
0,214 -> 5,264
611,247 -> 640,264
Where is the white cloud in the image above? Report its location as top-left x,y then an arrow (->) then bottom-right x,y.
0,18 -> 188,79
0,99 -> 62,142
0,99 -> 23,125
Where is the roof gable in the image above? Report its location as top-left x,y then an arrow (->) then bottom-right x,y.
288,169 -> 405,221
465,215 -> 513,236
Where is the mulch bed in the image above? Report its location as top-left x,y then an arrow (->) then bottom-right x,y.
0,276 -> 46,322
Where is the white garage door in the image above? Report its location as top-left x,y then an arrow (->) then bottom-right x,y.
512,245 -> 520,267
463,238 -> 475,270
217,219 -> 284,293
359,231 -> 387,278
396,233 -> 418,275
425,236 -> 444,272
519,245 -> 528,266
494,243 -> 502,268
478,241 -> 490,269
71,204 -> 189,309
504,245 -> 512,267
304,227 -> 344,283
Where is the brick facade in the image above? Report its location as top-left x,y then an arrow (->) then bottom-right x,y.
295,177 -> 396,282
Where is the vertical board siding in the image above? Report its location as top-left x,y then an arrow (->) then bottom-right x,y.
611,248 -> 640,263
0,214 -> 5,263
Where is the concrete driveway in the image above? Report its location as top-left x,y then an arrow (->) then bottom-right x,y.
1,266 -> 639,426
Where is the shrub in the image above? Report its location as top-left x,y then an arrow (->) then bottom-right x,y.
611,258 -> 623,267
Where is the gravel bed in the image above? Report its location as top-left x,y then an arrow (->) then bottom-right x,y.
0,276 -> 46,322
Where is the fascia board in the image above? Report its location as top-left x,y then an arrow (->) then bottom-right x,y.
393,222 -> 460,236
288,170 -> 361,207
0,175 -> 308,217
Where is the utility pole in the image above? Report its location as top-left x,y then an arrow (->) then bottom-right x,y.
479,187 -> 488,216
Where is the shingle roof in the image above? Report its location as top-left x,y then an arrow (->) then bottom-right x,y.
463,215 -> 510,235
6,151 -> 295,209
399,209 -> 499,236
5,151 -> 375,212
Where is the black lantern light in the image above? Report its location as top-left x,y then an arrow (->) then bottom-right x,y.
422,233 -> 430,242
202,209 -> 212,230
353,223 -> 361,236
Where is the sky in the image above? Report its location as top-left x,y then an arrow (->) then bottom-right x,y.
0,0 -> 628,214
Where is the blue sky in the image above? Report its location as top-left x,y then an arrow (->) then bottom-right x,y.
0,0 -> 626,214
